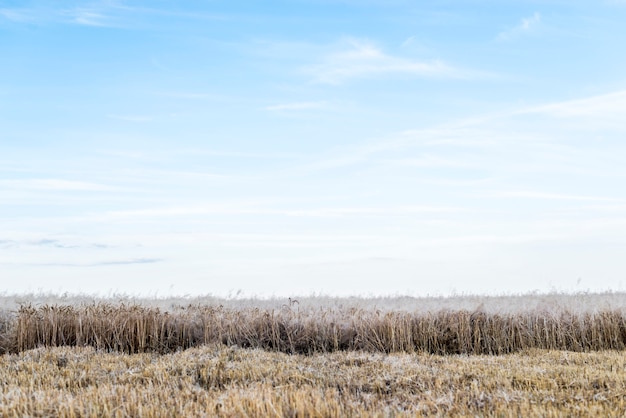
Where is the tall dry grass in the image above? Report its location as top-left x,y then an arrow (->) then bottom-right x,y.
3,302 -> 626,355
0,310 -> 13,355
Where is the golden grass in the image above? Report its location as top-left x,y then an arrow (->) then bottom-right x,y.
3,303 -> 626,355
2,345 -> 626,417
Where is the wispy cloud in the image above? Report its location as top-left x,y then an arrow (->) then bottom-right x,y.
516,90 -> 626,123
153,91 -> 238,101
107,114 -> 153,122
400,36 -> 417,48
93,258 -> 162,266
64,8 -> 111,27
32,258 -> 162,267
305,39 -> 473,84
0,8 -> 37,23
170,149 -> 301,159
241,205 -> 465,217
282,87 -> 626,189
102,206 -> 229,220
0,240 -> 16,249
94,203 -> 465,222
295,154 -> 370,172
30,239 -> 78,249
292,125 -> 504,173
496,12 -> 541,42
485,190 -> 626,202
110,4 -> 230,22
379,155 -> 473,168
0,238 -> 112,250
0,4 -> 121,27
264,101 -> 328,112
0,179 -> 117,192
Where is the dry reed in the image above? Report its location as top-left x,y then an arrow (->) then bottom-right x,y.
3,303 -> 626,355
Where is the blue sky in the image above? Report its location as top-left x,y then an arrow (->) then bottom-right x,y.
2,0 -> 626,297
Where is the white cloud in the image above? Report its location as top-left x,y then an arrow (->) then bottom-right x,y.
496,12 -> 541,42
305,39 -> 467,84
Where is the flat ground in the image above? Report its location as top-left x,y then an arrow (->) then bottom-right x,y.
2,345 -> 626,417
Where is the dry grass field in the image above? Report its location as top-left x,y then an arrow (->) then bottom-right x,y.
3,345 -> 626,417
2,292 -> 626,416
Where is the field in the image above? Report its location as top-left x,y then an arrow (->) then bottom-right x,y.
3,292 -> 626,416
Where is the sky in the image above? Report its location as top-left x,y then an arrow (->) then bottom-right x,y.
1,0 -> 626,297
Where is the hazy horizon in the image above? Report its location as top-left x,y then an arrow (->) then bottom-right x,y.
2,1 -> 626,297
